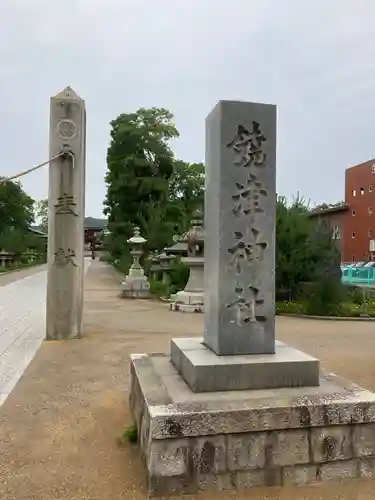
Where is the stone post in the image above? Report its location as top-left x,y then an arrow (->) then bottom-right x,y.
46,87 -> 86,340
204,101 -> 276,355
170,100 -> 319,392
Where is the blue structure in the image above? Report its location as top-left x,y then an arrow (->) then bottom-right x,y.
341,265 -> 375,287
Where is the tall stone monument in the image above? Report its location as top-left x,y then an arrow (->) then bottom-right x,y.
130,101 -> 375,497
46,87 -> 86,340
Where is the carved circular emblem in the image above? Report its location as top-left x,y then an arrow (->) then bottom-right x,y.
57,119 -> 77,140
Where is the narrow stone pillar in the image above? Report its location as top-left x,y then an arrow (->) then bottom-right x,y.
204,101 -> 276,355
46,87 -> 86,340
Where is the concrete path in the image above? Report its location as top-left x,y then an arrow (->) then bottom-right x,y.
0,260 -> 90,407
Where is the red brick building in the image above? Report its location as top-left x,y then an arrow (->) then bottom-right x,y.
309,203 -> 348,257
310,158 -> 375,263
343,159 -> 375,263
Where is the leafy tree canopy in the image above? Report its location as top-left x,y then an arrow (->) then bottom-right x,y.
34,198 -> 48,233
0,179 -> 35,236
276,195 -> 341,299
104,107 -> 205,260
104,108 -> 179,249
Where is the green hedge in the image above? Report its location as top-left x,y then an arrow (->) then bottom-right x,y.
276,300 -> 375,317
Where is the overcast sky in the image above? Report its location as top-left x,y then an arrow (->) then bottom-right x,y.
1,0 -> 375,217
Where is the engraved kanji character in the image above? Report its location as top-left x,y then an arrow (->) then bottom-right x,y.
55,193 -> 78,216
226,284 -> 265,327
226,122 -> 267,168
54,248 -> 77,268
232,173 -> 267,216
228,228 -> 267,274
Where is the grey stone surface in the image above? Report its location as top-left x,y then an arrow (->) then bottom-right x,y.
130,353 -> 375,497
170,337 -> 319,392
359,457 -> 375,478
353,423 -> 375,457
204,100 -> 277,355
311,425 -> 352,463
46,86 -> 86,340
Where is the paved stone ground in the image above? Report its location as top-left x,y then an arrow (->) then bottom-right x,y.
0,264 -> 47,288
0,267 -> 47,406
0,259 -> 374,499
0,261 -> 90,409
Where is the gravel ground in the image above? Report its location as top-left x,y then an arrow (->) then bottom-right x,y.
0,260 -> 374,499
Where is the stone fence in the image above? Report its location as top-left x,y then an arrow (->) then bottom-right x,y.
0,250 -> 46,269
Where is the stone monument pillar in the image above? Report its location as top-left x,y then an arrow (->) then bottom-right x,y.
121,227 -> 150,298
129,101 -> 375,497
170,209 -> 204,312
46,87 -> 86,340
171,100 -> 319,390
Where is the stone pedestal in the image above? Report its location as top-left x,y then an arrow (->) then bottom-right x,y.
171,338 -> 319,392
46,87 -> 86,340
121,227 -> 150,299
170,257 -> 204,313
170,210 -> 205,313
129,101 -> 375,496
130,353 -> 375,497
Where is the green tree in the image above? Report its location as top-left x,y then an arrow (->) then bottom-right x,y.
104,107 -> 179,259
34,198 -> 48,233
0,179 -> 35,236
276,195 -> 341,302
168,161 -> 205,233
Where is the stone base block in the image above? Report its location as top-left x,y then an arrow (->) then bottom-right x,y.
170,302 -> 204,313
171,337 -> 319,392
169,291 -> 204,313
130,352 -> 375,497
121,276 -> 150,299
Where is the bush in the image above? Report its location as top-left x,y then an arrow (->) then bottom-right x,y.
305,279 -> 344,316
276,301 -> 307,315
113,253 -> 133,275
149,279 -> 171,298
168,259 -> 189,294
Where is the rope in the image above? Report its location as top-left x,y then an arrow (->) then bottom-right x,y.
0,151 -> 71,184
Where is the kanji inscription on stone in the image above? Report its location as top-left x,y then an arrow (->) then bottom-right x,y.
55,193 -> 78,216
232,173 -> 267,216
228,228 -> 268,274
54,248 -> 78,268
226,284 -> 265,327
226,122 -> 267,168
204,100 -> 276,355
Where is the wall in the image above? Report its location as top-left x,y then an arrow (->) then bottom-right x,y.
344,159 -> 375,262
309,207 -> 348,258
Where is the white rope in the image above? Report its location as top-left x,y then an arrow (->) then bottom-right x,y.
0,151 -> 69,184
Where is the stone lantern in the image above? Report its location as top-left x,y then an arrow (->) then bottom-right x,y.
170,209 -> 204,312
121,227 -> 150,299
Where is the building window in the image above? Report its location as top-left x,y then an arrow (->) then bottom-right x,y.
332,225 -> 340,240
372,164 -> 375,174
370,185 -> 373,193
369,206 -> 373,215
352,209 -> 356,216
369,230 -> 373,237
353,189 -> 356,196
352,232 -> 356,239
361,187 -> 364,195
352,255 -> 355,261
